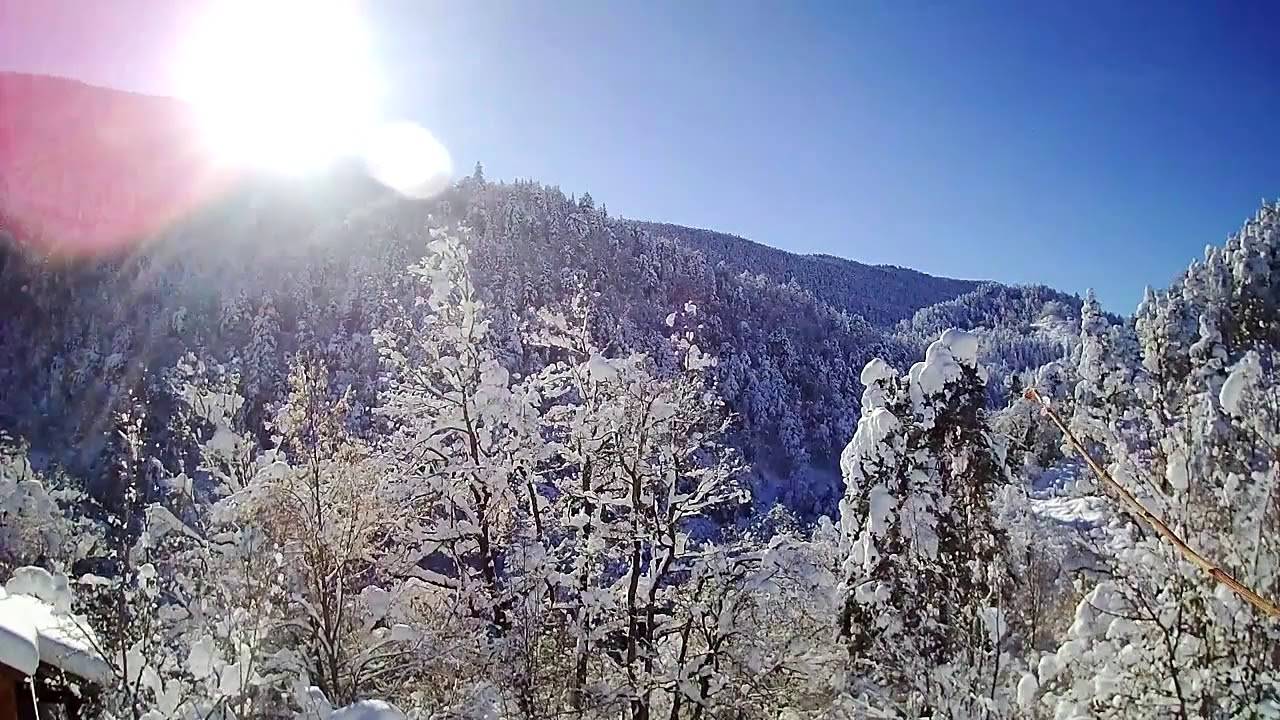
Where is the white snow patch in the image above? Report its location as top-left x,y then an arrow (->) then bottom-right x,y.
1037,654 -> 1061,683
1029,495 -> 1108,529
939,328 -> 980,366
584,354 -> 618,383
1165,449 -> 1189,493
866,483 -> 896,535
859,358 -> 896,387
1220,351 -> 1260,416
0,588 -> 39,675
1017,672 -> 1038,709
907,329 -> 983,404
0,568 -> 112,683
981,606 -> 1009,644
840,408 -> 900,482
331,700 -> 406,720
187,635 -> 217,680
861,408 -> 899,446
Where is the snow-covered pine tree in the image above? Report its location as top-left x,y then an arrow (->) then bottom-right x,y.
1070,289 -> 1146,483
1071,289 -> 1112,459
838,329 -> 1017,717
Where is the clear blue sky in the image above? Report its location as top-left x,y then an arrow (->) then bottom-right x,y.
5,1 -> 1279,312
367,1 -> 1280,313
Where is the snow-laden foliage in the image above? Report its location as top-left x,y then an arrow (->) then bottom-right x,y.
0,175 -> 1077,518
1027,204 -> 1280,719
0,223 -> 812,718
0,433 -> 98,573
837,330 -> 1023,717
6,174 -> 1280,719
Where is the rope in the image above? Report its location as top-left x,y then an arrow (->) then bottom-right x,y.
1023,387 -> 1280,620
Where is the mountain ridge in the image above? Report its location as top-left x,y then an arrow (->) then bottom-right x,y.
0,71 -> 1082,514
633,220 -> 986,326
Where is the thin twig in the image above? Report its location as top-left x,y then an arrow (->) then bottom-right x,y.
1024,387 -> 1280,620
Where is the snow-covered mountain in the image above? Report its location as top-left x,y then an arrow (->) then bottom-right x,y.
8,72 -> 1278,718
634,221 -> 983,326
0,72 -> 1081,514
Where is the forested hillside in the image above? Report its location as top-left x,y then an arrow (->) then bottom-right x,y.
5,4 -> 1279,712
0,163 -> 1079,513
633,221 -> 982,326
5,197 -> 1280,719
14,73 -> 1277,720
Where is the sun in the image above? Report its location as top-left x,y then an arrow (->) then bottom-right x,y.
174,0 -> 385,176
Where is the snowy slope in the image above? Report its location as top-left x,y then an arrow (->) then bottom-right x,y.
636,221 -> 982,326
0,72 -> 1081,516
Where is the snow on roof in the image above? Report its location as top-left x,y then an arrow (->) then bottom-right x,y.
0,567 -> 113,684
0,588 -> 40,675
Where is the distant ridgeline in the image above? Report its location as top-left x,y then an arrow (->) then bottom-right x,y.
0,170 -> 1081,514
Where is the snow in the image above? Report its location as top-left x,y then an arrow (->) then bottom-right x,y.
1165,449 -> 1189,493
0,588 -> 40,675
1017,672 -> 1038,709
1037,654 -> 1061,683
939,328 -> 980,365
331,700 -> 406,720
866,483 -> 896,535
980,606 -> 1008,644
1028,468 -> 1109,531
907,328 -> 983,403
0,567 -> 113,683
840,408 -> 900,483
388,623 -> 417,643
187,635 -> 216,680
584,353 -> 618,382
859,358 -> 895,387
685,343 -> 716,371
860,408 -> 899,448
6,566 -> 71,614
1220,351 -> 1260,416
217,662 -> 243,696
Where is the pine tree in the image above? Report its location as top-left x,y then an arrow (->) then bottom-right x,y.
838,330 -> 1016,716
243,299 -> 281,428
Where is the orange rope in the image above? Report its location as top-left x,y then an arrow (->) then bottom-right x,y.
1024,387 -> 1280,620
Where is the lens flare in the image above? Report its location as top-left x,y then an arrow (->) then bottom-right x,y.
363,122 -> 453,198
174,0 -> 384,175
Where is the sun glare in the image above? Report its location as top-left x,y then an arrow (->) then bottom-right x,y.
364,122 -> 454,198
176,0 -> 383,175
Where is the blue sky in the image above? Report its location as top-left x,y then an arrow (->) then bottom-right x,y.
367,1 -> 1280,312
5,1 -> 1279,312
